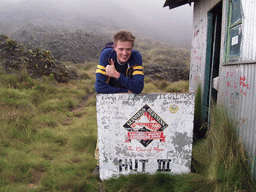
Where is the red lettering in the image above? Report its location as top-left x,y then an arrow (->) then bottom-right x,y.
230,72 -> 236,77
227,81 -> 232,87
240,76 -> 246,81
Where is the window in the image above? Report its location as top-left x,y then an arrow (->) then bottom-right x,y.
226,0 -> 243,61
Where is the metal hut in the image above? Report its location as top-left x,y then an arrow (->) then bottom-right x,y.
164,0 -> 256,178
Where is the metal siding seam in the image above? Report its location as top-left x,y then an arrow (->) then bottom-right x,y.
250,64 -> 256,178
253,1 -> 256,60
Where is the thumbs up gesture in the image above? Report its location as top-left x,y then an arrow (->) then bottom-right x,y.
106,59 -> 120,79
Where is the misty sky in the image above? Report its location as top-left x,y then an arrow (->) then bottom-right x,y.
1,0 -> 194,47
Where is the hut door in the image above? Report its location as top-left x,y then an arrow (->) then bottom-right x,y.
202,2 -> 222,124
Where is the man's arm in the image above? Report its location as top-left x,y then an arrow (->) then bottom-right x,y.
116,72 -> 144,94
95,49 -> 128,94
116,51 -> 144,94
105,58 -> 144,94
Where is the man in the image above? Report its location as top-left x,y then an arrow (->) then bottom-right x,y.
95,30 -> 144,94
94,31 -> 144,176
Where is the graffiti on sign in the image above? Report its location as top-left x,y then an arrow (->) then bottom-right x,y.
96,93 -> 195,180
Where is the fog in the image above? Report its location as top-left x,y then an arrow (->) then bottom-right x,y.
0,0 -> 193,48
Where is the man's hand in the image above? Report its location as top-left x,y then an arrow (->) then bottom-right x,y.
106,59 -> 120,79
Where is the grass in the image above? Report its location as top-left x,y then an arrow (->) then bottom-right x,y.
0,64 -> 99,191
0,63 -> 254,191
142,78 -> 189,94
176,104 -> 254,191
103,173 -> 176,192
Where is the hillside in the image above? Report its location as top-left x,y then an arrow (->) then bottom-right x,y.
0,0 -> 191,82
12,25 -> 112,63
0,34 -> 190,83
0,35 -> 77,82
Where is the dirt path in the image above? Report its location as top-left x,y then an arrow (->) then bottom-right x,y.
71,93 -> 105,192
71,93 -> 95,114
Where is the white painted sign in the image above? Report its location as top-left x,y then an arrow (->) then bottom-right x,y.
96,93 -> 195,180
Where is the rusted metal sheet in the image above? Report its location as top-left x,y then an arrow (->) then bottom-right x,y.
96,93 -> 195,180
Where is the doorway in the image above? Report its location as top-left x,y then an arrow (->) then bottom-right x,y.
202,2 -> 223,124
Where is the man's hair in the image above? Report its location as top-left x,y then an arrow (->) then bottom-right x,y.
113,31 -> 135,47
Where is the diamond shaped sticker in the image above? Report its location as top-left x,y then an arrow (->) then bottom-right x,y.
123,104 -> 168,147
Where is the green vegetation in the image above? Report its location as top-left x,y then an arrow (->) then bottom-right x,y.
135,39 -> 190,82
0,63 -> 97,191
176,104 -> 254,191
104,173 -> 176,192
142,78 -> 189,94
103,105 -> 254,192
0,61 -> 254,191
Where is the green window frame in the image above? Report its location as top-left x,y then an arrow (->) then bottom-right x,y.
226,0 -> 243,62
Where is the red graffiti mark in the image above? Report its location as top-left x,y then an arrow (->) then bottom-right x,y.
240,89 -> 247,96
234,82 -> 237,88
222,90 -> 228,96
230,72 -> 236,77
225,72 -> 237,78
227,81 -> 232,87
239,76 -> 249,89
240,76 -> 246,81
193,56 -> 202,61
225,74 -> 250,97
195,76 -> 199,81
227,81 -> 238,89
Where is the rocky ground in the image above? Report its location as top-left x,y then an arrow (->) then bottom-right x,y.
0,35 -> 78,83
1,25 -> 190,82
143,64 -> 189,82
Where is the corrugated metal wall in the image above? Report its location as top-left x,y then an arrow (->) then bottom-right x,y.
219,64 -> 256,176
241,0 -> 256,61
190,0 -> 256,178
218,0 -> 256,178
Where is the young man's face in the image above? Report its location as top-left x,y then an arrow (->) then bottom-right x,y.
114,40 -> 133,64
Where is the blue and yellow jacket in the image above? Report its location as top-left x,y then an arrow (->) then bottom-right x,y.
95,48 -> 144,94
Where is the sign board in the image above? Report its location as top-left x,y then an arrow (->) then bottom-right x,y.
96,93 -> 195,180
